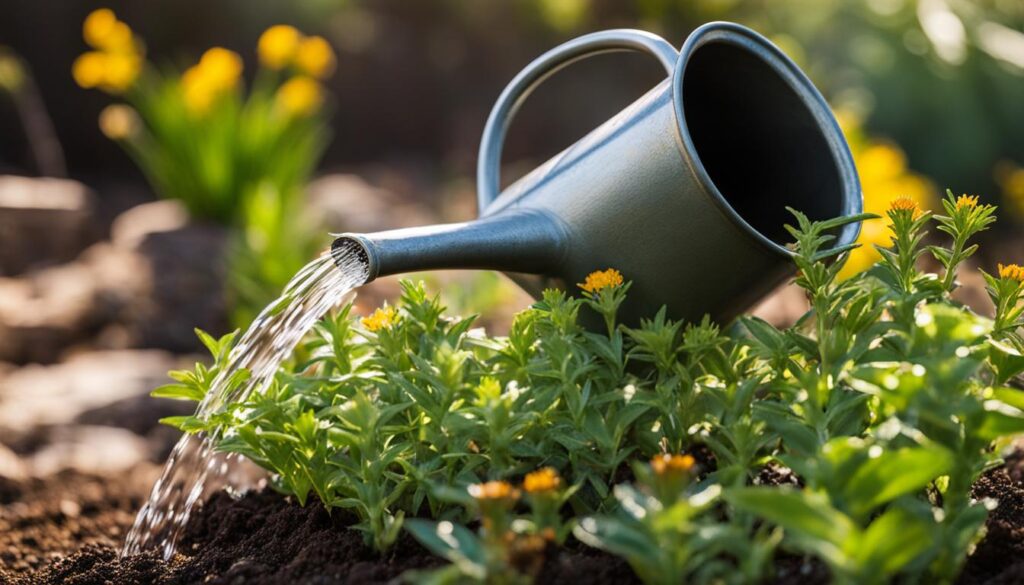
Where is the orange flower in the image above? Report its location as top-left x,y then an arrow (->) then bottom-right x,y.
998,263 -> 1024,283
889,196 -> 920,216
578,268 -> 623,293
955,194 -> 979,210
469,480 -> 520,502
523,468 -> 561,494
650,454 -> 696,476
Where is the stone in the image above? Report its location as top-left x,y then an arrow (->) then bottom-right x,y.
0,175 -> 97,275
27,425 -> 151,476
0,350 -> 184,433
0,243 -> 147,364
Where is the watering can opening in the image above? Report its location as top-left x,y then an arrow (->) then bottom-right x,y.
673,23 -> 861,257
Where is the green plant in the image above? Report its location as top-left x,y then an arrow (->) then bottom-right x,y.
73,10 -> 335,325
158,188 -> 1024,583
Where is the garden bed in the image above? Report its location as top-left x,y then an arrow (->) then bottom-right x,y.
5,449 -> 1024,584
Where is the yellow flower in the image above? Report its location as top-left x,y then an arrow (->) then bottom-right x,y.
955,194 -> 979,210
98,104 -> 139,140
650,454 -> 696,476
83,9 -> 136,53
72,51 -> 107,89
361,306 -> 396,332
101,52 -> 141,92
275,76 -> 323,117
998,263 -> 1024,283
577,268 -> 623,293
197,47 -> 243,88
834,111 -> 937,280
180,47 -> 242,115
889,196 -> 921,216
294,36 -> 336,78
469,481 -> 520,502
523,468 -> 561,494
72,51 -> 140,93
258,25 -> 301,70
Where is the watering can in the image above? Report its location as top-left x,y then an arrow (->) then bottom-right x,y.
332,22 -> 862,326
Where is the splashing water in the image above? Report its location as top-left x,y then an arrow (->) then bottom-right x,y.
122,242 -> 369,559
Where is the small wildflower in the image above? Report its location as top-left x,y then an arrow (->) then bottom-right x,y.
72,52 -> 107,89
578,268 -> 624,293
294,36 -> 336,78
98,104 -> 139,140
650,454 -> 696,476
998,263 -> 1024,283
275,76 -> 323,117
181,47 -> 243,115
889,196 -> 920,216
469,481 -> 520,502
258,25 -> 301,70
83,9 -> 135,53
361,306 -> 397,332
523,468 -> 561,494
956,194 -> 980,210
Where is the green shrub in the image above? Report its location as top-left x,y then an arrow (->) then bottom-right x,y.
160,191 -> 1024,583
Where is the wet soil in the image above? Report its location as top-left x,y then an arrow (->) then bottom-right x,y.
5,455 -> 1024,584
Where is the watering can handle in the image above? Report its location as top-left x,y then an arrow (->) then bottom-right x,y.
476,29 -> 680,214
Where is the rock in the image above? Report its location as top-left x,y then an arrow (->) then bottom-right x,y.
27,425 -> 151,476
0,199 -> 229,361
0,443 -> 28,481
109,200 -> 189,250
0,243 -> 147,364
0,350 -> 184,433
0,175 -> 98,275
128,221 -> 229,352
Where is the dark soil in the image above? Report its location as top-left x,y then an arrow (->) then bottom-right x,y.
6,452 -> 1024,585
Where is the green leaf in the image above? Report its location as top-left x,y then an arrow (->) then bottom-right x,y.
404,519 -> 486,580
852,507 -> 932,576
842,445 -> 954,520
726,487 -> 855,552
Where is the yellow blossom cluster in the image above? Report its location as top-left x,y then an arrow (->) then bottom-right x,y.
956,194 -> 979,210
258,25 -> 335,118
361,306 -> 397,332
889,196 -> 921,216
578,268 -> 624,293
181,47 -> 243,116
257,25 -> 336,78
998,263 -> 1024,283
522,467 -> 561,494
72,9 -> 143,94
834,110 -> 937,279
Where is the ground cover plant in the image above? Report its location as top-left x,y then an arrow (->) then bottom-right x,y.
158,190 -> 1024,583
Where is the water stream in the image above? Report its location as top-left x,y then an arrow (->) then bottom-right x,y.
121,242 -> 369,559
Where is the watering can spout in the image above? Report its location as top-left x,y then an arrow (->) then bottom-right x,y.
332,210 -> 568,285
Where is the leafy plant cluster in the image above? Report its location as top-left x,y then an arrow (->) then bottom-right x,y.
161,191 -> 1024,584
73,9 -> 335,325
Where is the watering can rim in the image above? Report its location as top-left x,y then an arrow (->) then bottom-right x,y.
672,21 -> 863,260
476,21 -> 863,262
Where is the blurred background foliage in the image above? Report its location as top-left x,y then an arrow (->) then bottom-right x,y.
1,0 -> 1023,320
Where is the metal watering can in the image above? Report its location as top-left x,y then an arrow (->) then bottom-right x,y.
332,22 -> 862,326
